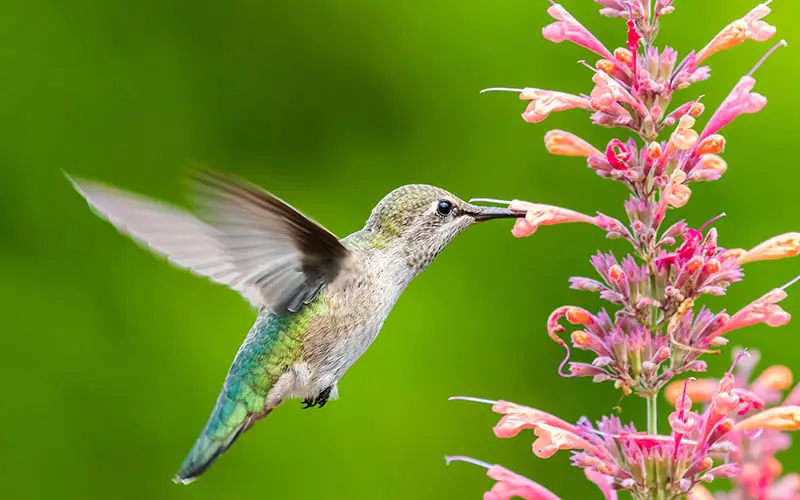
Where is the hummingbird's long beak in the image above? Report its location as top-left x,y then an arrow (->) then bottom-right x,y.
466,199 -> 525,222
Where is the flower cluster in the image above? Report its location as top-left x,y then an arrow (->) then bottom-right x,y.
669,350 -> 800,500
449,2 -> 799,499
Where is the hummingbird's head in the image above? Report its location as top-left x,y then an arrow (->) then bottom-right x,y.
363,184 -> 523,269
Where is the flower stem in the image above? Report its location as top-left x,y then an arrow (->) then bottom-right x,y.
647,393 -> 658,435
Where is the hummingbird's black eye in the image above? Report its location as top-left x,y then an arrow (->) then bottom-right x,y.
436,200 -> 453,217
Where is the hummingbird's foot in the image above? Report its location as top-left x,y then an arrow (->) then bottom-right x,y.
315,386 -> 333,408
300,386 -> 334,409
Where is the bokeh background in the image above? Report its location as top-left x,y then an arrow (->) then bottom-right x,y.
2,0 -> 799,498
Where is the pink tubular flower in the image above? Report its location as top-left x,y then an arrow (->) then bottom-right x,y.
695,2 -> 777,64
453,398 -> 580,437
507,200 -> 598,238
735,406 -> 800,431
735,232 -> 800,264
543,3 -> 614,60
544,130 -> 603,157
700,39 -> 786,140
713,286 -> 793,338
445,457 -> 562,500
520,88 -> 592,123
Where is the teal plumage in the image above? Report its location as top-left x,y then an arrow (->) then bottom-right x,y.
176,298 -> 325,482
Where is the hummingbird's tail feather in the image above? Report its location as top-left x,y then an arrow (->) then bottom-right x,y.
173,409 -> 270,485
172,313 -> 297,484
172,422 -> 247,485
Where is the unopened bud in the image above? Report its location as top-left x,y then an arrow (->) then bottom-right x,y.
704,259 -> 721,274
571,330 -> 592,347
608,264 -> 625,281
653,346 -> 671,364
614,47 -> 633,64
566,307 -> 592,324
596,59 -> 615,74
544,130 -> 602,157
647,141 -> 663,159
696,134 -> 726,155
689,102 -> 705,117
707,418 -> 734,445
698,154 -> 727,174
686,255 -> 704,273
684,457 -> 714,478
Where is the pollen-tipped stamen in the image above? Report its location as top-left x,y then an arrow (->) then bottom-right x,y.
781,274 -> 800,290
747,39 -> 787,78
479,87 -> 526,94
448,396 -> 499,405
444,456 -> 493,469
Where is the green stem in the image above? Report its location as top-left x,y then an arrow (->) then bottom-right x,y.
647,394 -> 667,500
647,393 -> 658,435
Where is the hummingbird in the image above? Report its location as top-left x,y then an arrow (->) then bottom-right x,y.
68,169 -> 523,484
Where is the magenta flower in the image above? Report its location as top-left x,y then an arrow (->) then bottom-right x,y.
451,1 -> 795,499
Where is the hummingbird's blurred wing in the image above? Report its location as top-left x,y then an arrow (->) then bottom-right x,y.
68,170 -> 350,313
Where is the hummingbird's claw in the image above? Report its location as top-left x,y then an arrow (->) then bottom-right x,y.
300,386 -> 333,409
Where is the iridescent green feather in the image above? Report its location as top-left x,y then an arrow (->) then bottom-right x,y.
174,298 -> 325,483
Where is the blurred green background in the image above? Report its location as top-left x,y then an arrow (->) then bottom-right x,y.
2,0 -> 799,498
